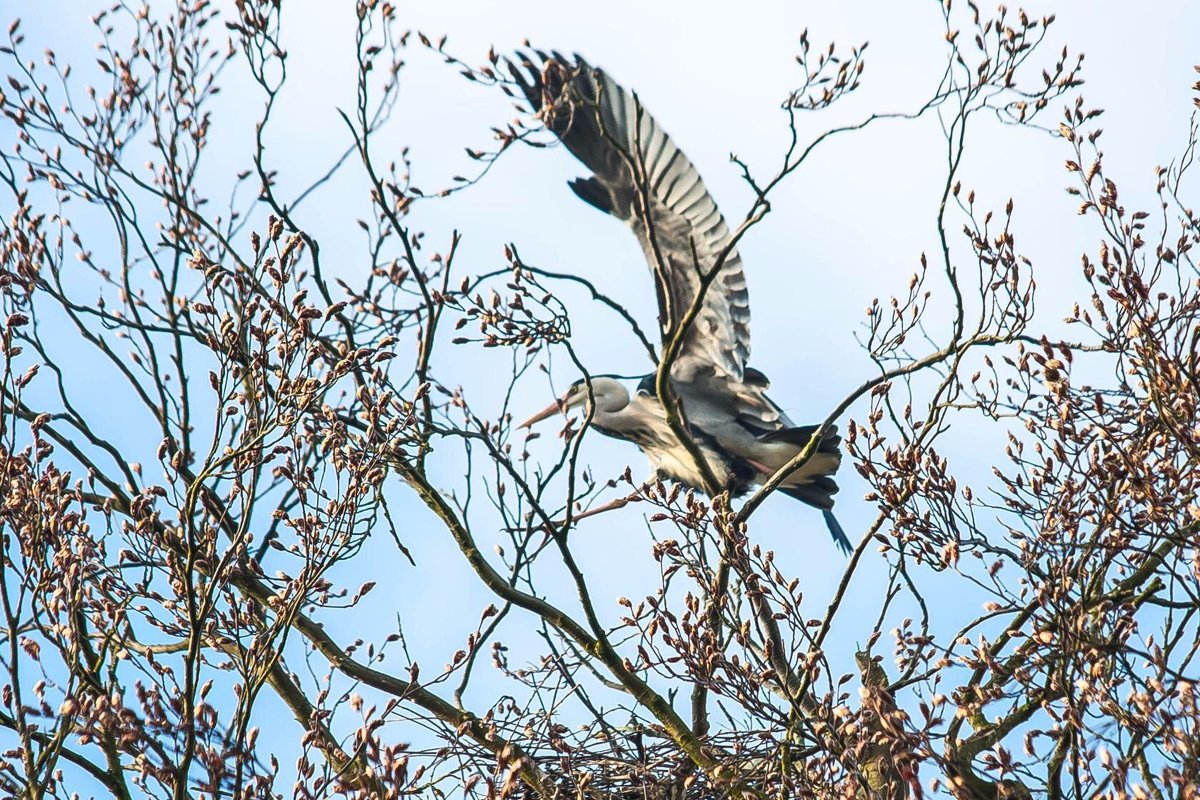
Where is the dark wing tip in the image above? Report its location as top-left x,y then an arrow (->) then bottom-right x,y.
506,49 -> 568,111
505,51 -> 539,109
742,366 -> 771,387
568,176 -> 615,214
504,50 -> 606,142
504,50 -> 601,109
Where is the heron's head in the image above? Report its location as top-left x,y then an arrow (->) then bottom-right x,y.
518,377 -> 631,429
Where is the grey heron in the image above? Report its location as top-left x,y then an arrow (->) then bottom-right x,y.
512,54 -> 850,553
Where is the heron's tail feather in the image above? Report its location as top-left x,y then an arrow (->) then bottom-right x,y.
778,480 -> 851,554
822,510 -> 852,555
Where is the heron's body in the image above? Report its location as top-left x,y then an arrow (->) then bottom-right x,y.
580,377 -> 756,493
565,375 -> 842,499
512,52 -> 851,552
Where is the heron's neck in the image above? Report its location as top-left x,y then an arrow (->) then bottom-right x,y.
594,393 -> 666,435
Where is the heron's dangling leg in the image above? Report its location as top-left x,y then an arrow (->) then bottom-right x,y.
745,457 -> 774,476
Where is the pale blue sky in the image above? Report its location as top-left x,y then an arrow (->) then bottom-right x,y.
7,0 -> 1199,793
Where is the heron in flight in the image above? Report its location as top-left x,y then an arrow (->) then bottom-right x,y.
512,53 -> 849,552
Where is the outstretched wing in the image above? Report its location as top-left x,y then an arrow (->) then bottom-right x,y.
509,52 -> 752,384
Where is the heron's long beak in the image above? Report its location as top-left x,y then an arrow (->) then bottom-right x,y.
518,399 -> 562,429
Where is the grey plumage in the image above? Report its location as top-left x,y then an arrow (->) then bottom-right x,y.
512,52 -> 750,384
512,53 -> 850,553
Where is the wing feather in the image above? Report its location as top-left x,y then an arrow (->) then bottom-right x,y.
510,52 -> 752,383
